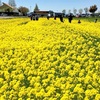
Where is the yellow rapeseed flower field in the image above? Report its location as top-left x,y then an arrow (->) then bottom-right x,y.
0,17 -> 100,100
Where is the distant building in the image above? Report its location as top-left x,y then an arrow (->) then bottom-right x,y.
34,10 -> 54,17
0,2 -> 19,16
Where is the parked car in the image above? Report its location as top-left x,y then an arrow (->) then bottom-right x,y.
53,12 -> 65,17
27,12 -> 35,17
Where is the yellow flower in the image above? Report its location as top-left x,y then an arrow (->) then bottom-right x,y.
95,94 -> 100,100
0,17 -> 100,99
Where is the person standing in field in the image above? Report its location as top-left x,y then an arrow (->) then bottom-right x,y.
53,13 -> 56,20
36,15 -> 39,21
32,15 -> 35,20
47,13 -> 50,20
94,19 -> 97,23
59,14 -> 64,22
68,13 -> 73,23
54,16 -> 56,20
30,15 -> 33,20
78,20 -> 81,23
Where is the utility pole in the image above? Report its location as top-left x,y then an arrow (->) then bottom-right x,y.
8,0 -> 16,7
30,6 -> 31,12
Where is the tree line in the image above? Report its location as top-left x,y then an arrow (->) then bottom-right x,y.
18,4 -> 98,16
62,5 -> 98,16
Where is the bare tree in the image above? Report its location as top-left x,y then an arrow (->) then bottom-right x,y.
8,0 -> 16,7
68,10 -> 71,14
79,9 -> 83,15
62,9 -> 66,14
98,10 -> 100,14
84,7 -> 88,15
73,8 -> 77,15
18,6 -> 29,16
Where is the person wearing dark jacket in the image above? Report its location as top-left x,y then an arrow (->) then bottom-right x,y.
68,13 -> 73,23
30,15 -> 33,20
36,15 -> 39,21
78,20 -> 81,23
59,15 -> 64,22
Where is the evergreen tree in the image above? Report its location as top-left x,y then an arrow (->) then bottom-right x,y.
8,0 -> 16,7
34,4 -> 39,11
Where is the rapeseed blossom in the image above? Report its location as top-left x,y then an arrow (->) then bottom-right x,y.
0,17 -> 100,99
